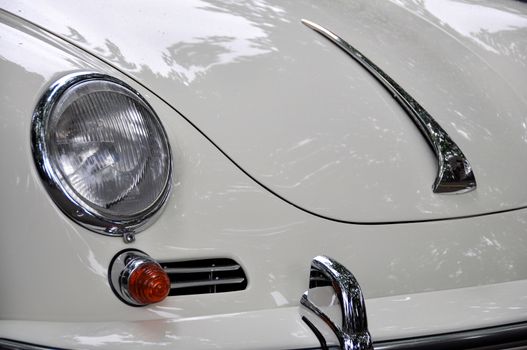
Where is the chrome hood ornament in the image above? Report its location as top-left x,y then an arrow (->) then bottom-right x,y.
302,19 -> 476,194
301,256 -> 373,350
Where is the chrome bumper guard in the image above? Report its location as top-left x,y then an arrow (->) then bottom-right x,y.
300,256 -> 373,350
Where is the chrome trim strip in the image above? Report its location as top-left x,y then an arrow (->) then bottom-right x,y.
31,72 -> 172,238
0,339 -> 65,350
295,322 -> 527,349
301,19 -> 476,194
374,322 -> 527,350
164,265 -> 241,274
170,277 -> 245,289
301,256 -> 373,350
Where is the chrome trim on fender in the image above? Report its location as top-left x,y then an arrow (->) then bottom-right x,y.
301,256 -> 373,350
301,19 -> 476,194
163,264 -> 241,274
170,278 -> 245,289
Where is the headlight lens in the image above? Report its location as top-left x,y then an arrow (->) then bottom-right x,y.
32,72 -> 172,236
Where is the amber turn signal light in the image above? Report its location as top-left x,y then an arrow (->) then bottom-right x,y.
128,261 -> 170,304
109,250 -> 171,306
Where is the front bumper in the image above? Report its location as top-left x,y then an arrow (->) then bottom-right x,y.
3,278 -> 527,349
3,317 -> 527,350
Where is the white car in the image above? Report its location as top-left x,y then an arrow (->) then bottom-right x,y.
1,1 -> 527,349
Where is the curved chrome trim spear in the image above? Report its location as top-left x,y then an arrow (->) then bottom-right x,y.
302,19 -> 476,194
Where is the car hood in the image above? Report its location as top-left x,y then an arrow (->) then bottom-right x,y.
5,0 -> 527,223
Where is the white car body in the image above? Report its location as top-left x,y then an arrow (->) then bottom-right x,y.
1,0 -> 527,349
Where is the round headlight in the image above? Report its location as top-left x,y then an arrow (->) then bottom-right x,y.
32,72 -> 172,237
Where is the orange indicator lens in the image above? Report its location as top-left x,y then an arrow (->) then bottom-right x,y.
128,262 -> 170,305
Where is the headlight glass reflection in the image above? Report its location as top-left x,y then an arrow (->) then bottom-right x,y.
33,73 -> 171,234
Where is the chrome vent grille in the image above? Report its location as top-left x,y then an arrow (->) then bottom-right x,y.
160,258 -> 247,296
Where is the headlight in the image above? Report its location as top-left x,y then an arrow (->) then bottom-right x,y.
32,72 -> 172,239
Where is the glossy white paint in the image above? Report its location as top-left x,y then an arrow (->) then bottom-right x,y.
3,282 -> 527,349
0,309 -> 322,349
369,279 -> 527,341
2,0 -> 527,223
1,2 -> 527,349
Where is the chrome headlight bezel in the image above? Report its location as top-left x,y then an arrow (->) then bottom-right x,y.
31,72 -> 172,238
